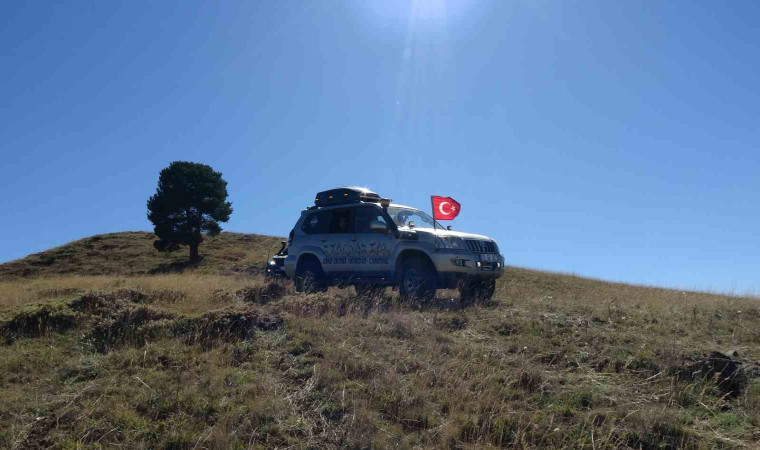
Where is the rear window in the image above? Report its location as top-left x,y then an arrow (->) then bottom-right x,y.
301,211 -> 331,234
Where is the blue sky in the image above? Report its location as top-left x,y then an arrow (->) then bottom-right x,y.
1,0 -> 758,293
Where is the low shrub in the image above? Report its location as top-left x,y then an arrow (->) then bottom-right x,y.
178,306 -> 283,348
0,302 -> 80,343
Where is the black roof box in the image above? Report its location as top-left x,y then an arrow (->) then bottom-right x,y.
314,186 -> 380,207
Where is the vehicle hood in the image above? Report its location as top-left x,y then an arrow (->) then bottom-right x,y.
414,228 -> 494,242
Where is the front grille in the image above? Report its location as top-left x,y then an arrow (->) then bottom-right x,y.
465,240 -> 497,253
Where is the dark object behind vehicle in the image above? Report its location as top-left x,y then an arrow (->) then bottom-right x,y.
265,241 -> 288,278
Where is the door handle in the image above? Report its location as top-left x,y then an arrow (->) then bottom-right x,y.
350,237 -> 357,242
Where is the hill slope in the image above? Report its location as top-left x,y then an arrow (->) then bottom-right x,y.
0,232 -> 758,448
0,231 -> 284,279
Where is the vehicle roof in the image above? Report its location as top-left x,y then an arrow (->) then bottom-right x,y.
304,202 -> 420,211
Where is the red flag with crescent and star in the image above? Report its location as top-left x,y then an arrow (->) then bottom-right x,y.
431,196 -> 461,220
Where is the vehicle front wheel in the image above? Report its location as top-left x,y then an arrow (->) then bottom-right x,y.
398,258 -> 437,304
295,260 -> 327,293
459,278 -> 496,306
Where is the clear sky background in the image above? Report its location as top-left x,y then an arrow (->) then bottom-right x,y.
1,0 -> 758,294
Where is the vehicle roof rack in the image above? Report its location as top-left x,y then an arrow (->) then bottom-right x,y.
314,186 -> 387,207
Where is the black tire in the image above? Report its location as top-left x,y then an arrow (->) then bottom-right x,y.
354,284 -> 385,298
459,278 -> 496,306
295,259 -> 327,293
398,257 -> 437,304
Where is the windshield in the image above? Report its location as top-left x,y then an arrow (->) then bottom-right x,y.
387,206 -> 443,230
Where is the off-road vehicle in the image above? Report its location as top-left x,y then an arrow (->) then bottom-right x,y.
264,241 -> 287,278
283,187 -> 504,303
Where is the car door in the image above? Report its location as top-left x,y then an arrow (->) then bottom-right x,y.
319,207 -> 356,279
299,209 -> 331,268
352,205 -> 394,279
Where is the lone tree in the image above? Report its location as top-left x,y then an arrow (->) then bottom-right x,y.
147,161 -> 233,262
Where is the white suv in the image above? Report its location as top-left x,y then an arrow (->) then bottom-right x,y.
283,187 -> 504,303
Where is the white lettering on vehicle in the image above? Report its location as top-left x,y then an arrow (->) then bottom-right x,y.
321,242 -> 391,265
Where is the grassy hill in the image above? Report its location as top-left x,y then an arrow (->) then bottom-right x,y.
0,232 -> 758,448
0,231 -> 285,280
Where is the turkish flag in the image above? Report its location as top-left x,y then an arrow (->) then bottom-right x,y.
431,196 -> 461,220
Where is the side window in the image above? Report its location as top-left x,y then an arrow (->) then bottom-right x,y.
328,208 -> 354,234
302,211 -> 331,234
355,206 -> 387,233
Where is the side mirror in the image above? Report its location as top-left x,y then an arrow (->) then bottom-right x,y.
407,221 -> 415,229
370,220 -> 388,233
446,225 -> 452,231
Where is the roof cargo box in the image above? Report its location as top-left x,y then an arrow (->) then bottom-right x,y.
314,187 -> 380,207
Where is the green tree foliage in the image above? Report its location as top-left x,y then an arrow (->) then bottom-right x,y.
147,161 -> 233,262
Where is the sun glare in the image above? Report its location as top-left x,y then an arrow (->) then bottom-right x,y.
357,0 -> 477,29
410,0 -> 448,22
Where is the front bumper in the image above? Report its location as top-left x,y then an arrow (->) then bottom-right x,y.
265,266 -> 287,278
265,258 -> 288,278
429,249 -> 504,288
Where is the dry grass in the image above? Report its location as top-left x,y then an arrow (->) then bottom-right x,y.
0,232 -> 758,448
0,274 -> 278,315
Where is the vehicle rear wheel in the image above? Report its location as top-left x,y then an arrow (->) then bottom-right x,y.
295,260 -> 327,293
459,278 -> 496,306
398,258 -> 437,304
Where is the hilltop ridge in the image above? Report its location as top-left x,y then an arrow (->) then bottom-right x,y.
0,231 -> 284,280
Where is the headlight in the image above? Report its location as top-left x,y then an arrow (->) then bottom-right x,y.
436,236 -> 466,250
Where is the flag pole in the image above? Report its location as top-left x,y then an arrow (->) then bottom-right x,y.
431,195 -> 436,232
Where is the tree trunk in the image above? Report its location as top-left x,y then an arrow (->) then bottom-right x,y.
189,242 -> 200,262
